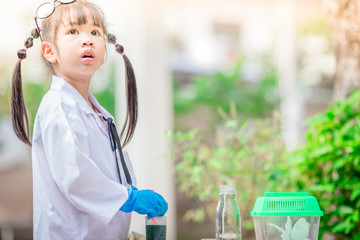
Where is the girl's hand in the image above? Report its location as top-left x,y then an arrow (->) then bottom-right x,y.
120,186 -> 168,219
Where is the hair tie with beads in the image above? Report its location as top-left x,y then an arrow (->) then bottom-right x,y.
106,32 -> 125,56
18,59 -> 23,63
17,49 -> 27,61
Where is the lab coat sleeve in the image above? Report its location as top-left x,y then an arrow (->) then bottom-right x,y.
40,103 -> 128,225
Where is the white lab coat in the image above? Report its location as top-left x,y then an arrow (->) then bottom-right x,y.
32,75 -> 137,240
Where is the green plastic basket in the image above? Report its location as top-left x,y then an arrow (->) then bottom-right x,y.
250,192 -> 324,217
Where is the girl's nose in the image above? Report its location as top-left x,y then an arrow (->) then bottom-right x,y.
82,40 -> 94,47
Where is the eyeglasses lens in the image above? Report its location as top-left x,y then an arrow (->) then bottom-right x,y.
58,0 -> 76,3
36,2 -> 55,19
36,0 -> 75,19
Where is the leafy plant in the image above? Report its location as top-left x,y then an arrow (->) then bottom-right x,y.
290,90 -> 360,239
174,61 -> 279,118
168,109 -> 289,235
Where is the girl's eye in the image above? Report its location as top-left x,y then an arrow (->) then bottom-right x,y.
91,30 -> 100,36
69,29 -> 78,35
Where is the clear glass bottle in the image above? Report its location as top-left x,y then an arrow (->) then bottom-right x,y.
216,185 -> 241,240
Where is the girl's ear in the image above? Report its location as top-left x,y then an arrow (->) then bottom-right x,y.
41,42 -> 57,63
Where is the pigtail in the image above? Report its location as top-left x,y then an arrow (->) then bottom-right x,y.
11,28 -> 40,146
107,33 -> 138,147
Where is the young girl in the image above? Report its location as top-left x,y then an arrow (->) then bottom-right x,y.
11,0 -> 168,239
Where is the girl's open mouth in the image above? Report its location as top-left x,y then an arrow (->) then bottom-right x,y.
81,49 -> 95,62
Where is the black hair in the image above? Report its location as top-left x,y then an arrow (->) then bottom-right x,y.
11,28 -> 40,146
107,33 -> 138,147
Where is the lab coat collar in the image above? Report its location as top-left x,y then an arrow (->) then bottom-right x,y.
50,75 -> 113,119
88,93 -> 113,119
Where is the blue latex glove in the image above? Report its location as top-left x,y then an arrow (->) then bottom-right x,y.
120,186 -> 168,219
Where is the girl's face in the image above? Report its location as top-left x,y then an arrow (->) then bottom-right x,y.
46,9 -> 106,81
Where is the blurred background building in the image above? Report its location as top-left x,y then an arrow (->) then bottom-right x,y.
0,0 -> 334,239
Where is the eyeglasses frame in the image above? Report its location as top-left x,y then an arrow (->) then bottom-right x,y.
34,0 -> 76,41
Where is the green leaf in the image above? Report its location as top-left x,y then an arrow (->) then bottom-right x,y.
333,157 -> 349,169
331,221 -> 351,233
207,159 -> 222,169
352,210 -> 360,222
338,205 -> 354,215
184,208 -> 206,223
310,184 -> 335,193
309,144 -> 335,158
351,188 -> 360,201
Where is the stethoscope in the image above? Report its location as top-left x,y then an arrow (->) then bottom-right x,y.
103,116 -> 132,186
